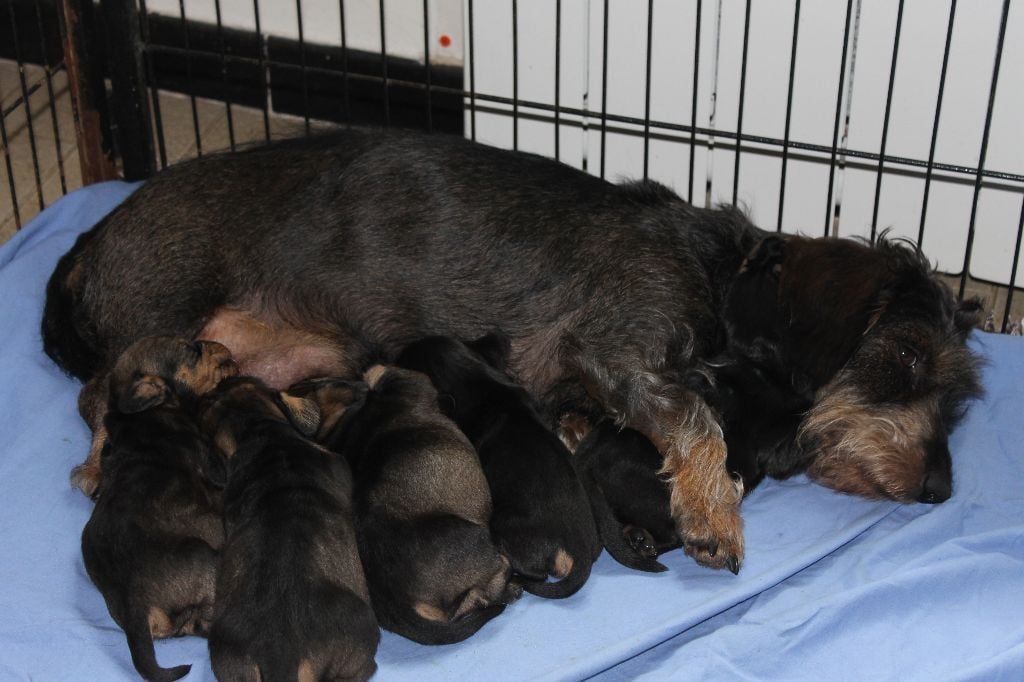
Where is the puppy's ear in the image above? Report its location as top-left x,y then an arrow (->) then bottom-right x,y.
954,297 -> 983,335
468,331 -> 512,370
278,393 -> 322,438
119,375 -> 170,413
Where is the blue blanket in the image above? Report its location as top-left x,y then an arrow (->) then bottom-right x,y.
2,183 -> 1022,680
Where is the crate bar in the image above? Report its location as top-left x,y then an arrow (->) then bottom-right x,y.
688,0 -> 701,204
468,0 -> 476,141
378,0 -> 390,126
138,0 -> 169,168
511,0 -> 519,150
869,0 -> 905,242
599,0 -> 608,179
1002,198 -> 1024,332
831,0 -> 862,234
33,0 -> 67,194
554,0 -> 561,160
57,0 -> 117,185
776,0 -> 801,231
296,0 -> 311,134
0,88 -> 19,228
642,0 -> 654,180
103,0 -> 156,179
731,0 -> 750,204
177,0 -> 203,155
213,0 -> 236,150
340,0 -> 351,124
824,0 -> 855,236
254,0 -> 271,141
7,1 -> 45,210
918,0 -> 957,249
422,0 -> 432,132
959,0 -> 1011,300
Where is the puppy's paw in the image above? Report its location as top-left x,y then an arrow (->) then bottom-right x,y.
623,525 -> 659,559
70,462 -> 102,498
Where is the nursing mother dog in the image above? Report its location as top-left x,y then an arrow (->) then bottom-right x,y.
43,127 -> 982,574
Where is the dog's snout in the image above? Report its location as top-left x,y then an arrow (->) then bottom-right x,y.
917,470 -> 951,504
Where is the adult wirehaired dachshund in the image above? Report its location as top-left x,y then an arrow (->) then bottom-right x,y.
44,128 -> 983,573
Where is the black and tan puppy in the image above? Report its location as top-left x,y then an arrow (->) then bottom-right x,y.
301,365 -> 520,645
44,128 -> 984,574
572,420 -> 680,573
396,334 -> 600,598
199,376 -> 379,682
81,337 -> 229,682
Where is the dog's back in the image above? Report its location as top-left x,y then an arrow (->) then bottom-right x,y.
203,378 -> 379,682
397,334 -> 601,598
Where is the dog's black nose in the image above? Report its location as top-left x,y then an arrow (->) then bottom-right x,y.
918,471 -> 951,504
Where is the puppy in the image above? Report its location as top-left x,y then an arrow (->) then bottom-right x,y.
571,420 -> 679,573
72,336 -> 237,497
299,366 -> 520,645
81,337 -> 228,682
199,376 -> 379,682
396,334 -> 601,598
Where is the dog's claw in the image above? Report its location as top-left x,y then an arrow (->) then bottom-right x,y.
726,556 -> 739,575
708,542 -> 719,558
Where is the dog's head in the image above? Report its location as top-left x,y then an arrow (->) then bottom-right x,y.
109,336 -> 238,414
199,376 -> 321,458
728,234 -> 983,504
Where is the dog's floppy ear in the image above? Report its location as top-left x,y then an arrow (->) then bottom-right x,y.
954,297 -> 983,335
119,375 -> 171,413
278,392 -> 322,438
468,331 -> 512,370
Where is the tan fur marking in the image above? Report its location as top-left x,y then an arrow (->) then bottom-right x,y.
297,659 -> 315,682
552,549 -> 574,578
363,364 -> 387,388
278,393 -> 321,436
414,601 -> 448,622
147,606 -> 174,638
557,413 -> 592,453
800,379 -> 934,501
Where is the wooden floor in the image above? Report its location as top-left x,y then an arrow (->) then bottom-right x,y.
1,57 -> 1021,330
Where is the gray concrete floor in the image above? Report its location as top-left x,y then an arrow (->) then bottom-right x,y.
2,57 -> 1021,331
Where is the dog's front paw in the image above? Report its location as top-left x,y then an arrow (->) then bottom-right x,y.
70,462 -> 101,498
668,464 -> 745,573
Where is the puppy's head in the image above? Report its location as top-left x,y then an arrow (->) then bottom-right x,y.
732,234 -> 983,504
287,376 -> 368,442
109,336 -> 238,414
199,376 -> 321,457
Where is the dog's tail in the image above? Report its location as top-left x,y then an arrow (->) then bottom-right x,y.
123,609 -> 191,682
386,604 -> 507,646
579,469 -> 668,574
41,227 -> 103,381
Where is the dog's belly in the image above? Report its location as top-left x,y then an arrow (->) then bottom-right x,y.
197,307 -> 352,389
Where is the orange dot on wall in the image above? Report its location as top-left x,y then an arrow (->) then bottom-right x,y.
439,34 -> 452,48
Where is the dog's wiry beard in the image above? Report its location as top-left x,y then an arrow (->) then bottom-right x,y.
798,377 -> 937,501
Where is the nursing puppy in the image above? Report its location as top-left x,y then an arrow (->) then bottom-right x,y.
396,334 -> 600,598
81,337 -> 228,682
305,365 -> 520,645
44,128 -> 984,574
572,420 -> 680,573
199,376 -> 379,682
